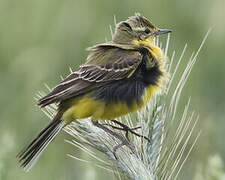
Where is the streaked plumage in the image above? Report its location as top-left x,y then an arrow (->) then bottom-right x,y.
38,47 -> 142,107
17,13 -> 171,170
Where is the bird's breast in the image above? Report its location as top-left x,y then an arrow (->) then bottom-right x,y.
100,84 -> 159,120
61,81 -> 160,123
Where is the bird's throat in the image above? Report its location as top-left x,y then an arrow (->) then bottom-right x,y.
132,38 -> 163,60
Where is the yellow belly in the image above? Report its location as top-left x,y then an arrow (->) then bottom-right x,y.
101,85 -> 159,119
61,85 -> 159,124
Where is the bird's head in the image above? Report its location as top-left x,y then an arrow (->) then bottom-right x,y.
113,13 -> 172,48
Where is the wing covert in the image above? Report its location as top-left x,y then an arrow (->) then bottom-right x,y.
38,47 -> 142,107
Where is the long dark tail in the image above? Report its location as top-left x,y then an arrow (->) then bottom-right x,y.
17,118 -> 65,171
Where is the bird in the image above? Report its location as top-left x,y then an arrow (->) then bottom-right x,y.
17,13 -> 171,171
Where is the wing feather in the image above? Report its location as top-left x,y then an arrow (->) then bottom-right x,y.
38,46 -> 142,107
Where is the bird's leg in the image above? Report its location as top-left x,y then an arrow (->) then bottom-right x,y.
102,123 -> 140,140
111,120 -> 150,142
92,121 -> 136,158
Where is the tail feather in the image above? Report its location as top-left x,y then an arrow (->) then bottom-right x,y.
19,120 -> 60,164
17,119 -> 65,171
17,119 -> 59,159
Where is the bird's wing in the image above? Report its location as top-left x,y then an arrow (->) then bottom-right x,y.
38,46 -> 142,107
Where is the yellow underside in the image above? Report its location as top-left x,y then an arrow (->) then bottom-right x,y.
62,85 -> 159,124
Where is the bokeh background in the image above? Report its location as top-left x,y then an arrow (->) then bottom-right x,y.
0,0 -> 225,179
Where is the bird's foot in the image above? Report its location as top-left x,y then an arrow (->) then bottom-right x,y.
104,120 -> 150,142
92,121 -> 136,159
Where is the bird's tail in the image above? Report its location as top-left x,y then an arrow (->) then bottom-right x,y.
17,117 -> 65,171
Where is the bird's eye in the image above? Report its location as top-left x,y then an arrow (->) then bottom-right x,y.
144,28 -> 151,34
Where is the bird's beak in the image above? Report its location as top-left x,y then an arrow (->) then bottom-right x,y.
154,28 -> 172,36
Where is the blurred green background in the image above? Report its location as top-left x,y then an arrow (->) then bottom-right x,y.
0,0 -> 225,179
